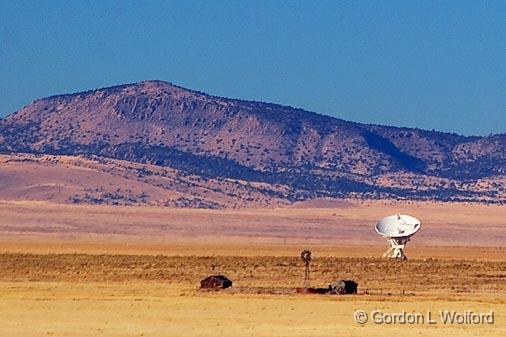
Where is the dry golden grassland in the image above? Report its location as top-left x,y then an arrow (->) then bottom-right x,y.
1,281 -> 503,337
0,200 -> 505,336
0,253 -> 505,337
1,254 -> 505,294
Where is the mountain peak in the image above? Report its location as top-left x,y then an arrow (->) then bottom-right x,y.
25,80 -> 194,106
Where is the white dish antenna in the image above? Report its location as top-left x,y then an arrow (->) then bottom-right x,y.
375,214 -> 421,259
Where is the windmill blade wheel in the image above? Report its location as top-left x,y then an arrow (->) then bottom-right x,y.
300,250 -> 312,263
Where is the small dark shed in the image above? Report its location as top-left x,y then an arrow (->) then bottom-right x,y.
329,280 -> 358,294
200,275 -> 233,290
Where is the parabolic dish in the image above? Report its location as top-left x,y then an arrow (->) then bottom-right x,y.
375,214 -> 421,238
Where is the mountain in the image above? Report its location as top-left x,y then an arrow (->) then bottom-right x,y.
0,80 -> 505,206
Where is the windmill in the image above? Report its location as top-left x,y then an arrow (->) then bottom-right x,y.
300,249 -> 312,288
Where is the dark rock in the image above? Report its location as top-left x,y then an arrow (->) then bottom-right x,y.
200,275 -> 232,290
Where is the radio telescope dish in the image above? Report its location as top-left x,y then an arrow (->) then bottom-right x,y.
375,214 -> 421,259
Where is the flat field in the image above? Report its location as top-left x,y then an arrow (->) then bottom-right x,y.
0,200 -> 505,336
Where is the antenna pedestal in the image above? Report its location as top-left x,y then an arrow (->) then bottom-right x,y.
383,237 -> 409,260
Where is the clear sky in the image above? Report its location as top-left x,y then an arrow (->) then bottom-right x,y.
1,1 -> 505,135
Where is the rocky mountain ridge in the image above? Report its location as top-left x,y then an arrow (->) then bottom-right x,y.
0,80 -> 504,206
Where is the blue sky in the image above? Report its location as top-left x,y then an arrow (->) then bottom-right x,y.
1,0 -> 505,135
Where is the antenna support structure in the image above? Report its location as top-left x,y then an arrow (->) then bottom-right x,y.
383,237 -> 409,260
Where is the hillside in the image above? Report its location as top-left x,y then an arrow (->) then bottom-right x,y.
0,153 -> 289,208
0,80 -> 505,206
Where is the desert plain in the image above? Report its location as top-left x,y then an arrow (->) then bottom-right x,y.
0,199 -> 505,337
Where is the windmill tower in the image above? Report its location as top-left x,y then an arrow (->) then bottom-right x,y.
300,249 -> 312,288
